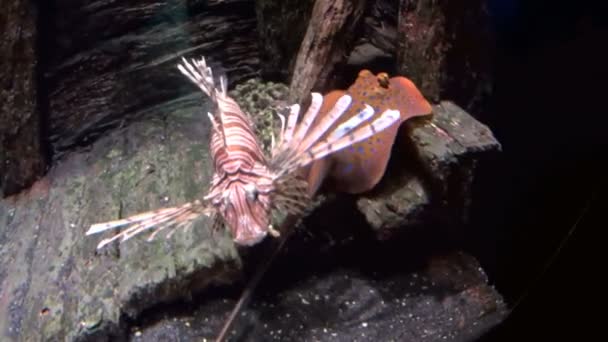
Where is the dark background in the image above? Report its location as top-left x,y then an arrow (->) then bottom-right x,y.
473,0 -> 606,340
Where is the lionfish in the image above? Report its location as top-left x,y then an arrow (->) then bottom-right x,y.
86,56 -> 403,248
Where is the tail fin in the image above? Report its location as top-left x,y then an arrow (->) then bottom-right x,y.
271,93 -> 348,176
295,94 -> 353,156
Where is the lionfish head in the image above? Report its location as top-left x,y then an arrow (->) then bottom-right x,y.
207,174 -> 275,246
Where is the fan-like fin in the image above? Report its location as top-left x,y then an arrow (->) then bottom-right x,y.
88,201 -> 211,250
297,109 -> 401,167
295,94 -> 353,155
287,93 -> 324,147
177,57 -> 216,99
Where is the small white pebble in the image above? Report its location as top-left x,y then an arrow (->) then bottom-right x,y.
361,322 -> 368,328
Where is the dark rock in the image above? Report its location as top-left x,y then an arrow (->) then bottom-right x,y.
357,101 -> 501,235
346,42 -> 393,69
396,0 -> 494,114
358,0 -> 399,56
0,0 -> 46,197
255,0 -> 315,82
45,0 -> 260,158
343,0 -> 399,78
132,250 -> 507,341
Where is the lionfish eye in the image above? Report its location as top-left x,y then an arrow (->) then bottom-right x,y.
244,183 -> 259,201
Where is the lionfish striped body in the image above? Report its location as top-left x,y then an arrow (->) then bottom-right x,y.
86,56 -> 404,249
178,57 -> 277,245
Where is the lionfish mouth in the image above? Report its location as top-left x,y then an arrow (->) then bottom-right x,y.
233,229 -> 268,246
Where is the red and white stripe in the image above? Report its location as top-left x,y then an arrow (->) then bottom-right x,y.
178,56 -> 273,245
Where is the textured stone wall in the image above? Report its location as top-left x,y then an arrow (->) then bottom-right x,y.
0,0 -> 46,197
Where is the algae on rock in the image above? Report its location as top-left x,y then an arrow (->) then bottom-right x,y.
0,94 -> 240,341
230,78 -> 291,155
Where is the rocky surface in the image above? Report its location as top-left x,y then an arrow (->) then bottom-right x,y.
0,93 -> 240,341
0,0 -> 46,197
133,251 -> 506,342
356,101 -> 501,235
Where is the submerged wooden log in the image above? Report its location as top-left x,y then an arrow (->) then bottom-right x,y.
0,0 -> 46,197
255,0 -> 315,81
288,0 -> 367,103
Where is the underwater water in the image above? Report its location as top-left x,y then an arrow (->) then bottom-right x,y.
1,0 -> 605,341
473,1 -> 606,340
